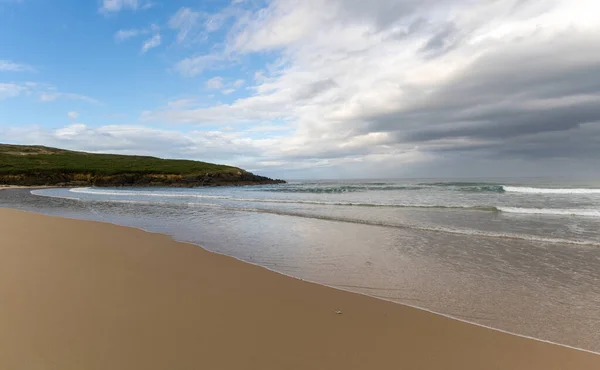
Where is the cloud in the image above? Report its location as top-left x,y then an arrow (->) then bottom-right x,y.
0,60 -> 35,72
4,1 -> 597,178
39,92 -> 100,104
173,53 -> 223,77
168,7 -> 201,44
167,99 -> 196,108
1,82 -> 99,104
205,77 -> 224,89
204,77 -> 245,94
99,0 -> 152,13
167,5 -> 243,46
0,123 -> 431,178
115,29 -> 143,42
0,124 -> 269,165
141,33 -> 161,53
233,79 -> 245,88
115,25 -> 159,45
139,0 -> 600,177
67,111 -> 80,119
0,83 -> 27,99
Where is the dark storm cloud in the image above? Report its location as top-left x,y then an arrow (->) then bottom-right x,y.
401,101 -> 600,141
362,32 -> 600,160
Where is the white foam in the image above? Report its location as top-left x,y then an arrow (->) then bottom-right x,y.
32,191 -> 600,247
30,190 -> 81,201
504,186 -> 600,194
66,188 -> 498,209
69,187 -> 230,200
499,207 -> 600,217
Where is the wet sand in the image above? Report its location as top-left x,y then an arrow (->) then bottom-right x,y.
0,208 -> 598,370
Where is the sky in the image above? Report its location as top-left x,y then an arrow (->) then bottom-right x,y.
1,0 -> 599,179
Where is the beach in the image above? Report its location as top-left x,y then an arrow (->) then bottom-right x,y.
0,207 -> 598,369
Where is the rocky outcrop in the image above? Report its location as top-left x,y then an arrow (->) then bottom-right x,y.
0,171 -> 285,187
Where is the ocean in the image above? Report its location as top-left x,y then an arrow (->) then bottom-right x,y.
2,178 -> 600,352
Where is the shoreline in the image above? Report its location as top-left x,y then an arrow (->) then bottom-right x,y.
0,207 -> 598,369
5,188 -> 600,352
0,185 -> 58,190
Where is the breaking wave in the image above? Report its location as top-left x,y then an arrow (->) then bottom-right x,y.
498,207 -> 600,217
31,192 -> 600,247
503,186 -> 600,194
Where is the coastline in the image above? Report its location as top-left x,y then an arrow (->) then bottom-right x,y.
0,185 -> 59,191
0,185 -> 44,190
0,207 -> 598,369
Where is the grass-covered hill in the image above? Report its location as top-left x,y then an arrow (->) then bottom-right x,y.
0,144 -> 285,187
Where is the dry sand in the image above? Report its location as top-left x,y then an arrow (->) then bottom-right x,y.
0,208 -> 598,370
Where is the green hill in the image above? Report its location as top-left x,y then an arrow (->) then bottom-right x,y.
0,144 -> 284,187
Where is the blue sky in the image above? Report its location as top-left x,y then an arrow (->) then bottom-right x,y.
1,0 -> 599,179
1,0 -> 259,128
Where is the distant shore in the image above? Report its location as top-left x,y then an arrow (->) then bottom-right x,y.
0,144 -> 285,188
0,208 -> 598,369
0,185 -> 54,190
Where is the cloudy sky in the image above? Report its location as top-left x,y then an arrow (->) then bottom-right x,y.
1,0 -> 599,179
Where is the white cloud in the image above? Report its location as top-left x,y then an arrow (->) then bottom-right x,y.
168,7 -> 201,44
0,82 -> 99,105
67,111 -> 80,119
0,83 -> 27,99
205,76 -> 224,89
40,92 -> 99,104
167,98 -> 196,108
0,124 -> 267,164
205,78 -> 245,94
115,29 -> 142,42
99,0 -> 152,13
115,24 -> 159,43
0,60 -> 34,72
141,33 -> 161,53
174,53 -> 223,77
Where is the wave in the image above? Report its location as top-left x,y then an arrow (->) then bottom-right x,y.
503,186 -> 600,194
69,184 -> 600,198
66,188 -> 499,210
498,207 -> 600,217
52,196 -> 599,247
70,188 -> 232,200
167,204 -> 600,246
30,191 -> 600,246
236,199 -> 499,211
258,183 -> 507,193
256,185 -> 424,193
419,182 -> 506,193
58,189 -> 600,217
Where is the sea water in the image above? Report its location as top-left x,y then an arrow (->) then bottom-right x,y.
2,178 -> 599,352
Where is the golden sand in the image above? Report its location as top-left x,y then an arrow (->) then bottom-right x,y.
0,208 -> 598,369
